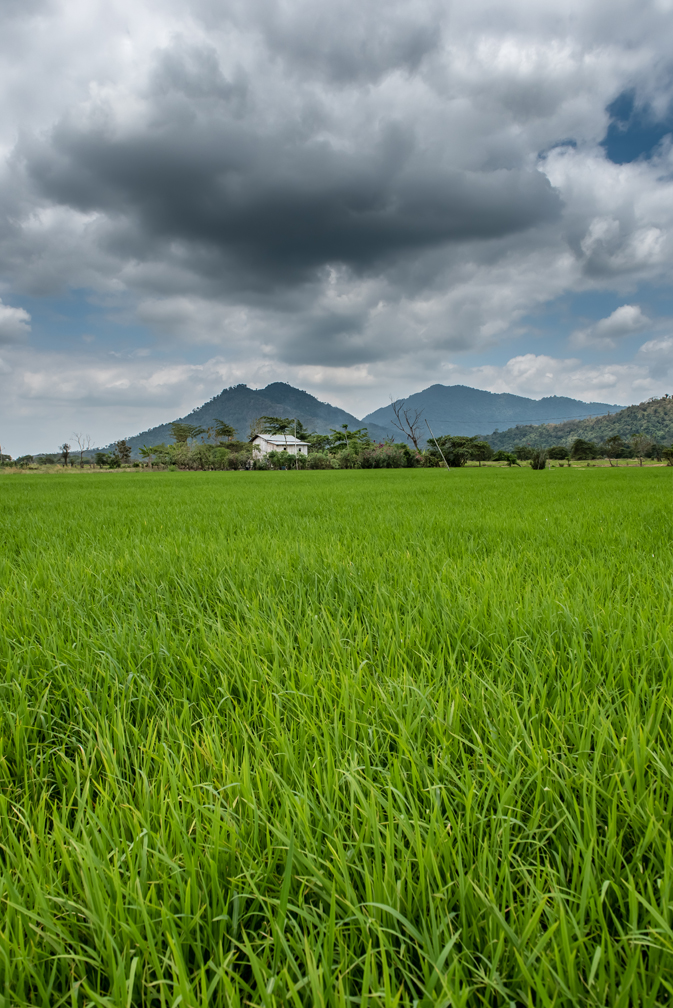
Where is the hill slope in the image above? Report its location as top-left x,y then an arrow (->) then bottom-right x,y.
484,395 -> 673,450
105,383 -> 390,453
362,384 -> 623,438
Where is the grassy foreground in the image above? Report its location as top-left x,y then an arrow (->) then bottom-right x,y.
0,467 -> 672,1007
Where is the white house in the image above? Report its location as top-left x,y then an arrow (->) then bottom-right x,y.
252,434 -> 310,458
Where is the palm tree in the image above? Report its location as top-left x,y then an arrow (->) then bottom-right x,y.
261,416 -> 294,455
139,445 -> 155,469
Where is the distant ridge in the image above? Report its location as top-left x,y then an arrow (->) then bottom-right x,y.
483,394 -> 673,451
97,381 -> 630,455
102,382 -> 390,452
363,384 -> 623,438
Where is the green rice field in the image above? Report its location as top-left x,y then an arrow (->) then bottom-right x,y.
0,466 -> 672,1007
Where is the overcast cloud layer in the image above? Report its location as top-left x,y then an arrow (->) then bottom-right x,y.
2,0 -> 673,453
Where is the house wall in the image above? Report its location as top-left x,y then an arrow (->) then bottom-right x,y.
253,438 -> 308,457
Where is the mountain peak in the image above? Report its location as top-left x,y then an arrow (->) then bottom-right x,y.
104,382 -> 390,452
364,384 -> 623,437
98,380 -> 627,453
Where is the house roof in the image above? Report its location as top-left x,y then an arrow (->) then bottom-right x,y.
253,434 -> 310,446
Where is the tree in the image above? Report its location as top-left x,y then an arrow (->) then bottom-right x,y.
294,419 -> 311,441
15,455 -> 34,468
548,445 -> 570,460
139,445 -> 156,469
662,447 -> 673,466
73,432 -> 92,468
602,435 -> 627,467
151,444 -> 172,466
260,416 -> 294,435
469,441 -> 493,466
513,445 -> 535,461
390,398 -> 424,451
114,440 -> 132,465
630,432 -> 652,467
431,435 -> 479,467
328,424 -> 372,451
212,419 -> 237,442
570,438 -> 599,461
248,417 -> 266,440
307,433 -> 331,453
170,423 -> 206,443
530,449 -> 547,470
59,443 -> 71,466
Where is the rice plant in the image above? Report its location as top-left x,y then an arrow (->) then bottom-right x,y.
0,466 -> 671,1006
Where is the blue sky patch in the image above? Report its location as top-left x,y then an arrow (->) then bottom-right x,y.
601,89 -> 673,164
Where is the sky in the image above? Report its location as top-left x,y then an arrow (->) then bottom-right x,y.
2,0 -> 673,455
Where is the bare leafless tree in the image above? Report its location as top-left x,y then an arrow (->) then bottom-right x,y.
73,432 -> 92,468
390,398 -> 424,451
248,417 -> 266,440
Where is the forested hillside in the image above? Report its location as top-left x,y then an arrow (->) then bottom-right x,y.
100,382 -> 389,453
485,394 -> 673,450
363,384 -> 622,437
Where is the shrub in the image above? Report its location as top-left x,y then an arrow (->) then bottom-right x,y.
226,451 -> 252,470
332,448 -> 361,469
191,444 -> 215,470
360,445 -> 409,468
265,450 -> 289,470
306,452 -> 333,470
492,451 -> 520,466
213,447 -> 231,470
530,449 -> 547,470
172,444 -> 193,469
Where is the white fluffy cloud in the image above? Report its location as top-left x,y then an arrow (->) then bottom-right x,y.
570,304 -> 652,347
4,330 -> 672,456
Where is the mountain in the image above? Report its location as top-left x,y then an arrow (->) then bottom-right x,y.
97,380 -> 639,458
483,395 -> 673,451
362,384 -> 623,439
104,382 -> 390,453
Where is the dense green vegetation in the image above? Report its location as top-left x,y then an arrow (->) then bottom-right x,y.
1,467 -> 672,1006
487,394 -> 673,452
11,397 -> 673,472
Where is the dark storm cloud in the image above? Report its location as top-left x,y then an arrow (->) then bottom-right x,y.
4,0 -> 673,444
20,38 -> 561,291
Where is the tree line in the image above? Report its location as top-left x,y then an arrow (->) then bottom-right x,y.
4,402 -> 673,470
90,416 -> 673,470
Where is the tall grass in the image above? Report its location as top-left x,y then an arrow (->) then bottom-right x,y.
0,467 -> 672,1006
